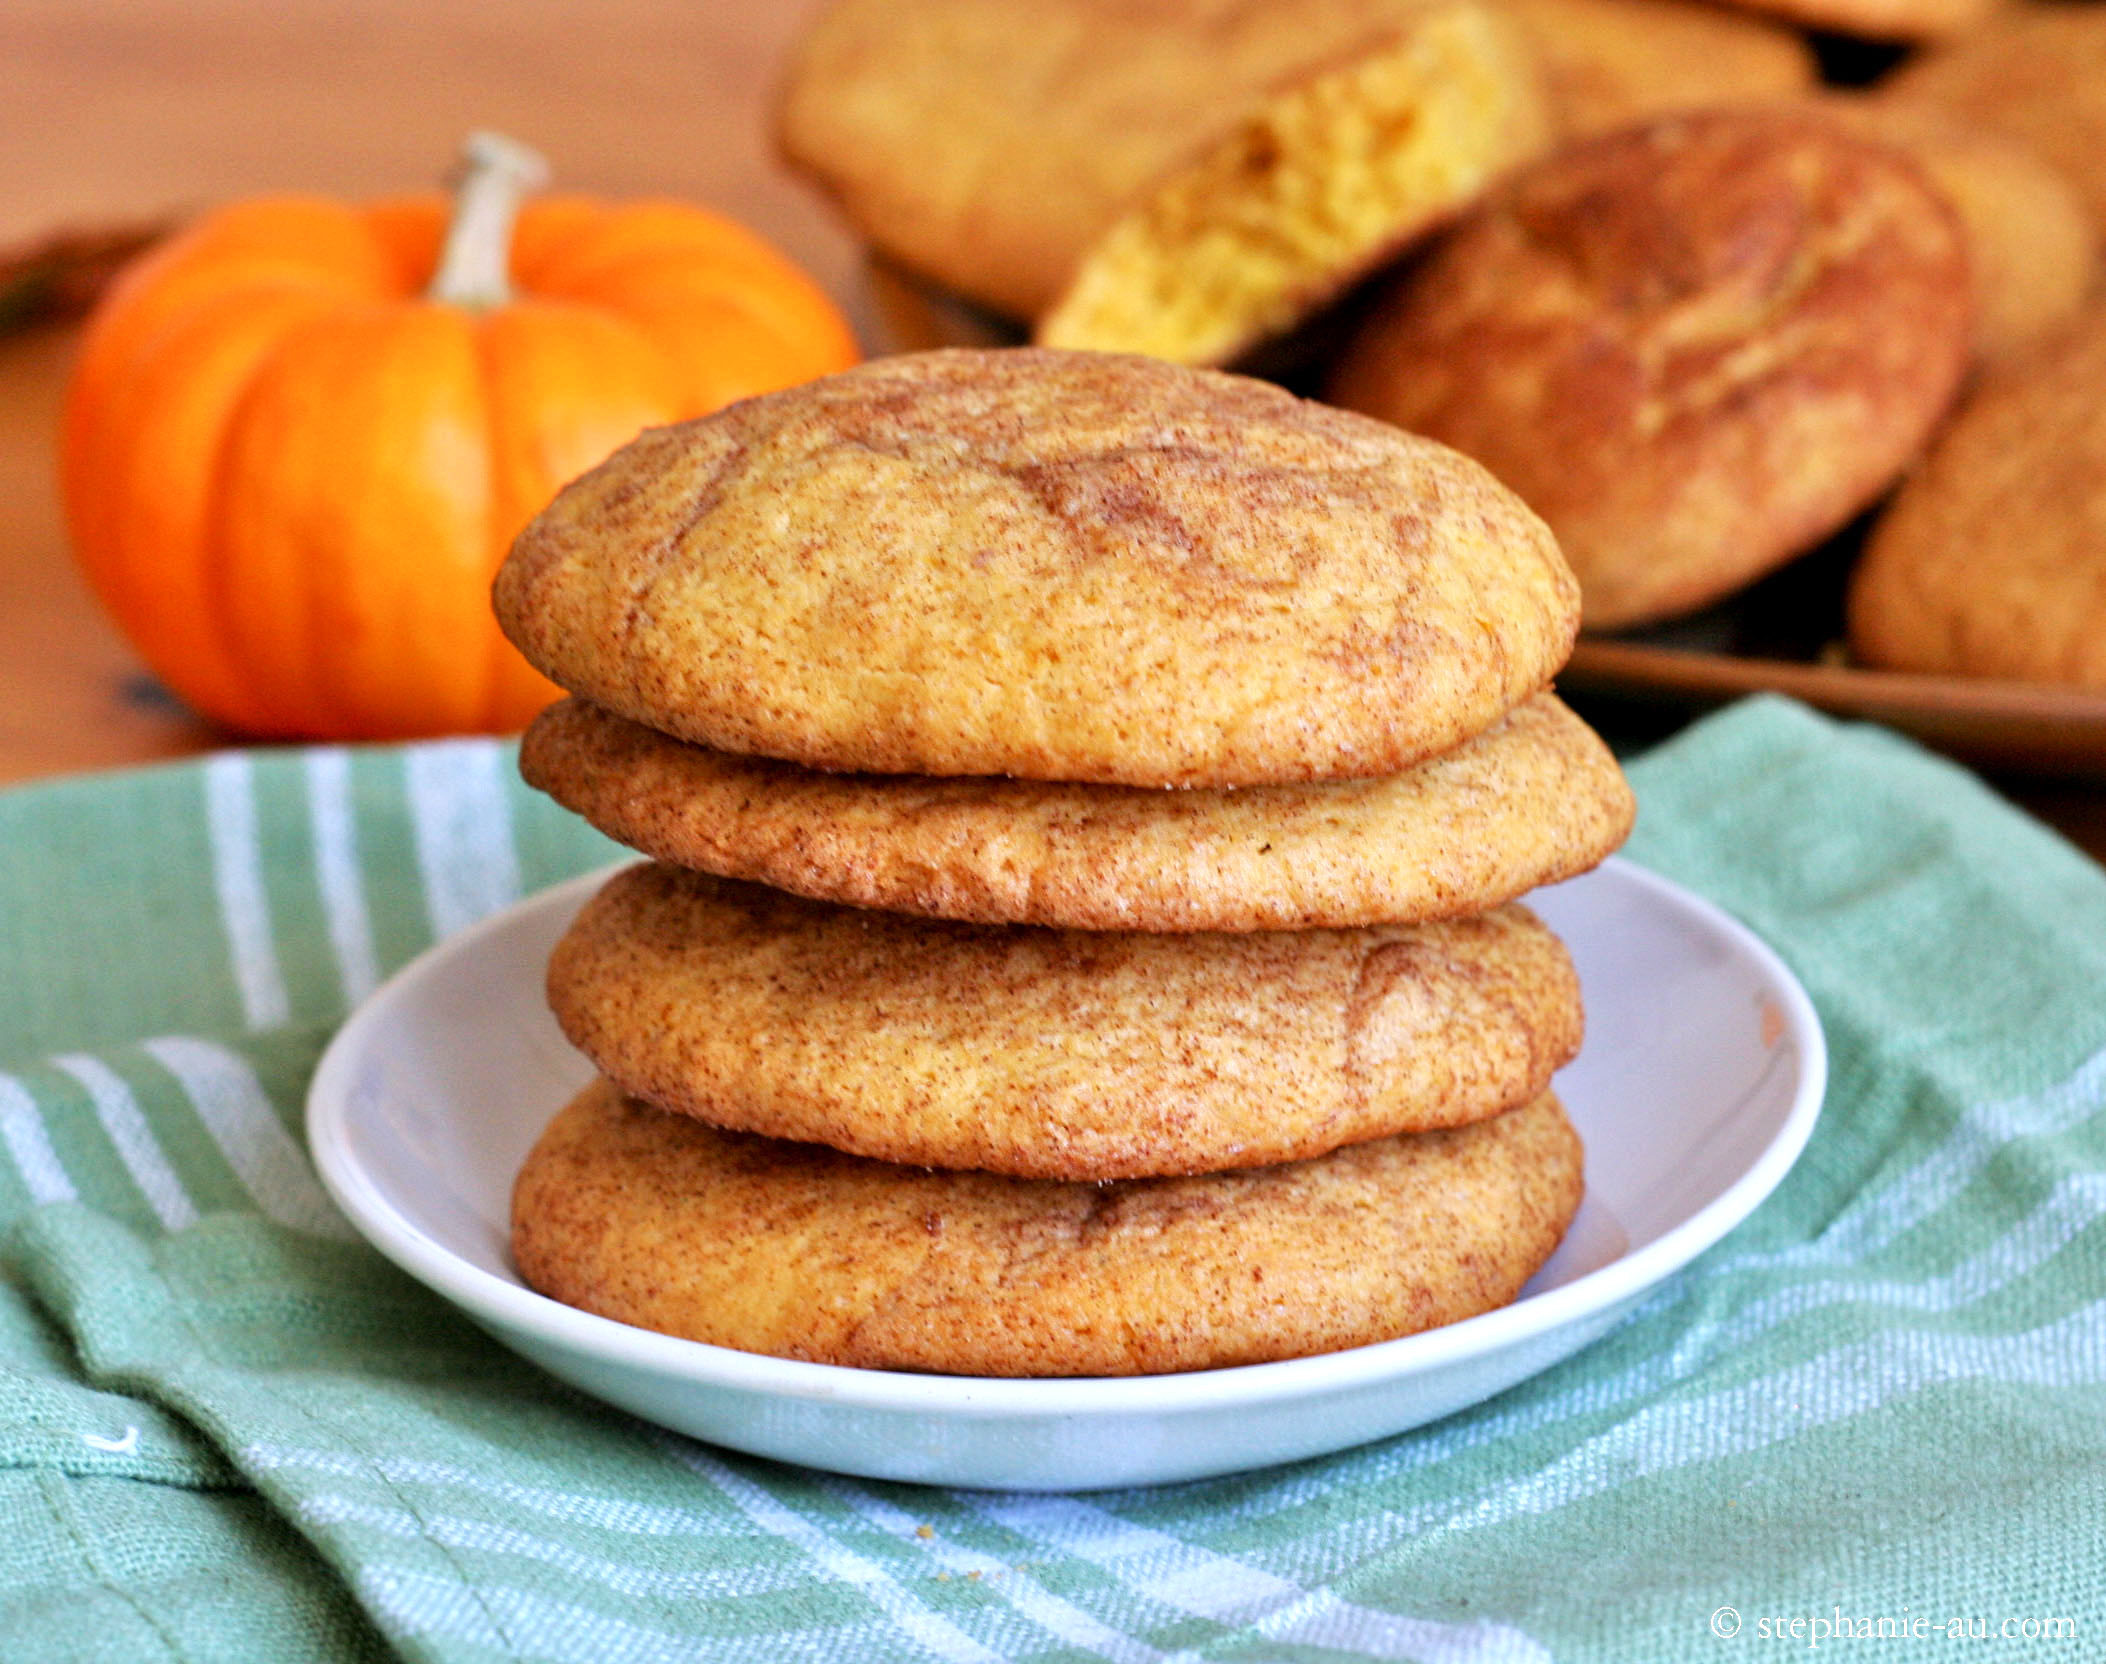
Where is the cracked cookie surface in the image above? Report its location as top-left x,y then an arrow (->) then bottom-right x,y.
494,348 -> 1578,787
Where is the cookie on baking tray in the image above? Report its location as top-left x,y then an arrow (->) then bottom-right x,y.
1327,108 -> 1972,632
777,0 -> 1543,326
494,348 -> 1578,788
1807,94 -> 2095,368
1502,0 -> 1815,141
1879,8 -> 2106,244
511,1078 -> 1584,1376
1848,308 -> 2106,691
1033,0 -> 1552,367
546,862 -> 1583,1180
519,692 -> 1634,933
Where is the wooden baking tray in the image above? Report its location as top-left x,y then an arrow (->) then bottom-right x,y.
1562,640 -> 2106,779
1553,527 -> 2106,780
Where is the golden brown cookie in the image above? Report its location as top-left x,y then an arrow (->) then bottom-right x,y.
1503,0 -> 1816,141
495,349 -> 1578,787
546,862 -> 1584,1179
778,0 -> 1512,323
1033,1 -> 1552,367
1848,308 -> 2106,689
1880,8 -> 2106,242
1327,109 -> 1972,632
512,1078 -> 1583,1375
1809,95 -> 2095,367
521,693 -> 1632,932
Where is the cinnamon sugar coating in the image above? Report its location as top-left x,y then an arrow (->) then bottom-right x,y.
512,1079 -> 1582,1375
546,862 -> 1584,1178
496,349 -> 1578,785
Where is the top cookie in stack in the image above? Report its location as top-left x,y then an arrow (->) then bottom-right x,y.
493,348 -> 1634,1376
497,348 -> 1583,789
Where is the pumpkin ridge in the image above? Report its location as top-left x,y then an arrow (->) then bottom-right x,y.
474,298 -> 690,730
131,281 -> 353,734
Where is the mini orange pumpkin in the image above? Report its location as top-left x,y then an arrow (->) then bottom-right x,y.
62,133 -> 861,740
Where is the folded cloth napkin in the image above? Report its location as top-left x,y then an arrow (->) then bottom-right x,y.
3,696 -> 2104,1663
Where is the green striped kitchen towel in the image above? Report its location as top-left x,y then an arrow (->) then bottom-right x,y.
2,694 -> 2103,1662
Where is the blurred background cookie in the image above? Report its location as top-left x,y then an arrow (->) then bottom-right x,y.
1849,307 -> 2106,689
1807,94 -> 2096,367
1701,0 -> 1996,41
782,0 -> 1833,365
512,1078 -> 1584,1375
1502,0 -> 1816,139
1033,0 -> 1551,366
1706,0 -> 2002,43
1327,109 -> 1972,631
547,863 -> 1583,1178
779,0 -> 1542,328
1879,6 -> 2106,241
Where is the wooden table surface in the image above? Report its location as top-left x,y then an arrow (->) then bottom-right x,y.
6,0 -> 2106,860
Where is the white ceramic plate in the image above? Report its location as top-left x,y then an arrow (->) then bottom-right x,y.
308,857 -> 1825,1492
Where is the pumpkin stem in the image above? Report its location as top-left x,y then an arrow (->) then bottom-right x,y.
428,131 -> 549,309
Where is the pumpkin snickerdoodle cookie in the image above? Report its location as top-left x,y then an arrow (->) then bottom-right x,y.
546,862 -> 1583,1179
778,0 -> 1549,330
1806,94 -> 2094,369
1032,0 -> 1552,367
1709,0 -> 2000,45
519,692 -> 1634,932
494,348 -> 1578,787
1328,109 -> 1972,631
1879,8 -> 2106,236
1848,309 -> 2106,690
511,1078 -> 1584,1376
1502,0 -> 1815,142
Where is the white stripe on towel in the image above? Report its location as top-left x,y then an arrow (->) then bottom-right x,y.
52,1054 -> 196,1231
142,1037 -> 346,1237
971,1495 -> 1551,1664
662,1440 -> 1009,1664
204,752 -> 291,1029
0,1073 -> 74,1203
304,748 -> 380,1007
406,741 -> 521,941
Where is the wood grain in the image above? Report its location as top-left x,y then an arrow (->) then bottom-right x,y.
0,323 -> 227,778
0,0 -> 861,329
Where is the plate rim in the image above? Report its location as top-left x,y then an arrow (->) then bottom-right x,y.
307,855 -> 1826,1421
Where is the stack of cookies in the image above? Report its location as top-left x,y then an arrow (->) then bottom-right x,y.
493,348 -> 1635,1378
